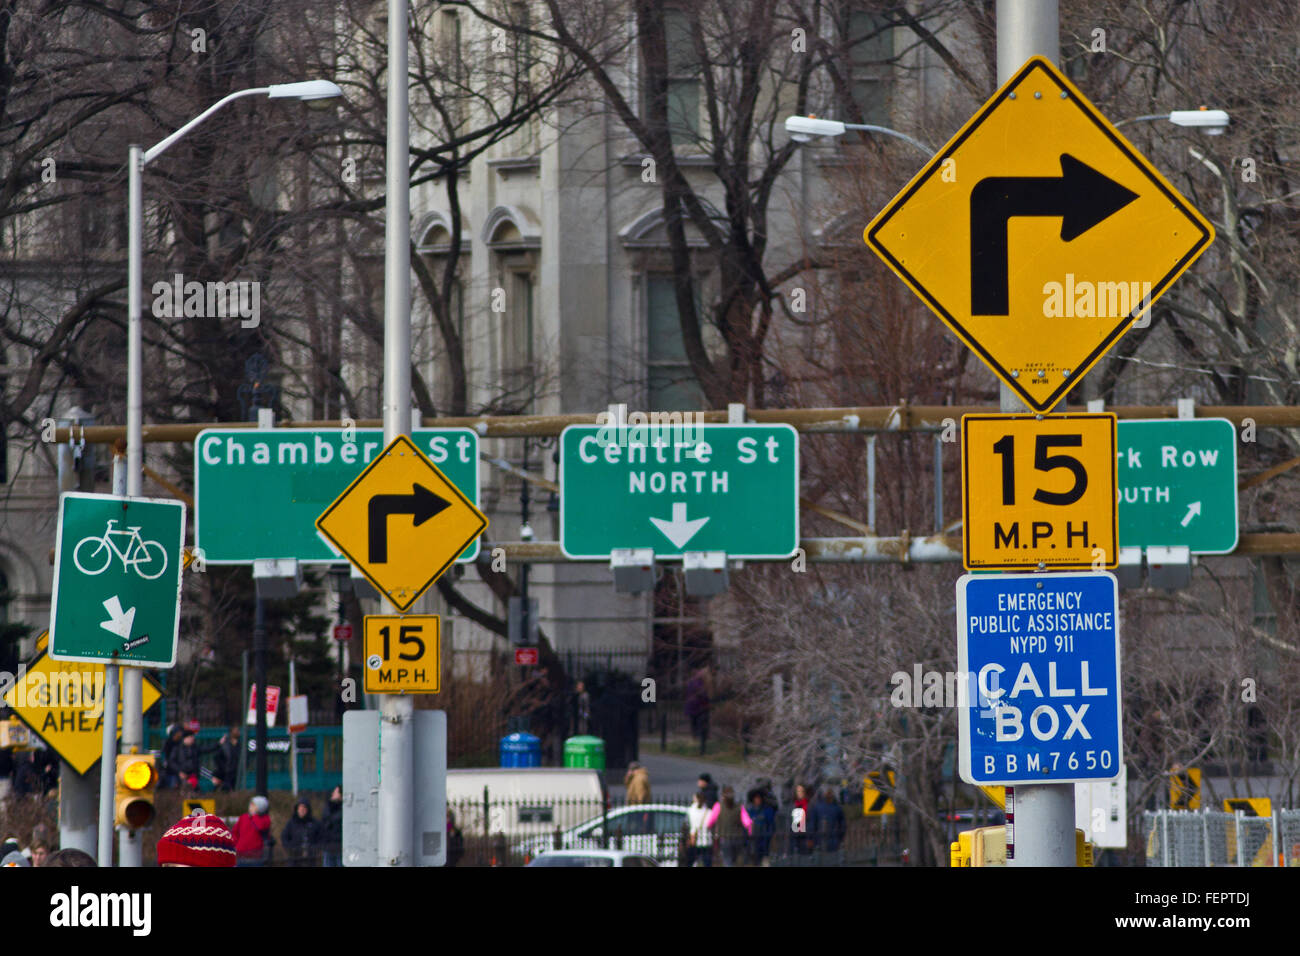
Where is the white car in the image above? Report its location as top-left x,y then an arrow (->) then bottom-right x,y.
517,803 -> 690,866
525,849 -> 659,868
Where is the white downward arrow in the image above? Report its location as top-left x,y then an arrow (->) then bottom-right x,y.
100,595 -> 136,640
649,503 -> 710,549
1180,501 -> 1202,527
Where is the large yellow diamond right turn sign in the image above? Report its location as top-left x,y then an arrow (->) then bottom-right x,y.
865,56 -> 1214,412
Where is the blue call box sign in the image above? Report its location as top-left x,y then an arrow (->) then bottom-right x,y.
956,572 -> 1122,786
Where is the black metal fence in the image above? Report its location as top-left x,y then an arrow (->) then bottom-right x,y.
444,791 -> 906,867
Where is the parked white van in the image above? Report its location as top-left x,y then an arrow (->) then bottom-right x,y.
446,768 -> 605,839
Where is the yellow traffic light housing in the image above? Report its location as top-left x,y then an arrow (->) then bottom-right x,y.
114,753 -> 157,828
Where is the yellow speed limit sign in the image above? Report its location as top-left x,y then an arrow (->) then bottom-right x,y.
962,414 -> 1117,570
363,615 -> 440,694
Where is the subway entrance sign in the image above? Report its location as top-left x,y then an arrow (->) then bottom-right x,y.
560,422 -> 799,559
864,57 -> 1213,412
194,428 -> 480,564
957,572 -> 1122,786
1116,419 -> 1238,553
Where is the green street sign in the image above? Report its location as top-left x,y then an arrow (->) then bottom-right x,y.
50,493 -> 186,667
195,429 -> 480,564
1116,418 -> 1238,553
560,423 -> 799,559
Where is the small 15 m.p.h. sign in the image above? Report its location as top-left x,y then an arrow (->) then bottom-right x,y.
962,414 -> 1117,570
364,615 -> 439,694
50,492 -> 185,667
957,572 -> 1122,786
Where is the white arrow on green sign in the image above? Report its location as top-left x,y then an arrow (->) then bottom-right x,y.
1116,418 -> 1238,553
50,493 -> 186,667
560,422 -> 799,559
194,428 -> 480,564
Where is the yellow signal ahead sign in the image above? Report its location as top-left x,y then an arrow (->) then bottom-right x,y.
316,434 -> 487,611
865,57 -> 1213,412
863,771 -> 896,816
184,798 -> 216,816
364,615 -> 440,694
962,414 -> 1117,570
2,640 -> 162,775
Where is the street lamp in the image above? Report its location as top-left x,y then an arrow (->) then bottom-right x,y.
784,115 -> 935,156
107,78 -> 343,868
127,79 -> 343,497
1114,108 -> 1230,134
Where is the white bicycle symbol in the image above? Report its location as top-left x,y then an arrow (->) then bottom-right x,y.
72,520 -> 168,580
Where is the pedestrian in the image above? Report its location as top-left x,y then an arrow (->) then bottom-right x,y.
28,841 -> 50,867
320,785 -> 344,866
281,797 -> 320,866
573,680 -> 592,735
157,809 -> 237,867
211,727 -> 241,791
705,786 -> 752,866
0,744 -> 13,803
809,787 -> 846,863
684,668 -> 711,755
231,795 -> 274,866
791,783 -> 813,858
160,726 -> 185,788
696,772 -> 719,808
684,792 -> 713,867
746,788 -> 776,865
447,809 -> 464,867
170,729 -> 205,792
624,761 -> 651,804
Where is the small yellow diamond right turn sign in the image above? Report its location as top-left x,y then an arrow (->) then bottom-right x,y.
865,56 -> 1214,412
316,434 -> 487,611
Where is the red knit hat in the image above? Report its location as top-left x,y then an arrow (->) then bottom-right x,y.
157,810 -> 237,867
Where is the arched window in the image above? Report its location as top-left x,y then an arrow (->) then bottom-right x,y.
483,206 -> 541,412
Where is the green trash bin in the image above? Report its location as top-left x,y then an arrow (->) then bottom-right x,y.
563,735 -> 606,770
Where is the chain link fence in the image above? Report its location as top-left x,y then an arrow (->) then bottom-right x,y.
1144,809 -> 1300,866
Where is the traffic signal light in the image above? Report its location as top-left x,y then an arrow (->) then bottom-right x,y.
114,753 -> 157,828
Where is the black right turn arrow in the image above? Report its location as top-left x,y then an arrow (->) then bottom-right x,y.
368,483 -> 451,563
970,153 -> 1139,315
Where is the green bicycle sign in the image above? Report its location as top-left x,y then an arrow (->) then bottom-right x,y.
49,492 -> 186,668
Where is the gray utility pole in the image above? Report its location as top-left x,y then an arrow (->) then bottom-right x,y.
378,0 -> 415,866
997,0 -> 1075,868
98,448 -> 127,865
118,143 -> 146,868
56,408 -> 98,858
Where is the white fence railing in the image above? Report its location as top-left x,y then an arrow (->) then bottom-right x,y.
1144,809 -> 1300,866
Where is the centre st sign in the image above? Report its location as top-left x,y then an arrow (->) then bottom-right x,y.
194,428 -> 480,564
559,422 -> 799,559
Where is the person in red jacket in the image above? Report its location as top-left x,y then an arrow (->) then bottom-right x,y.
231,795 -> 273,866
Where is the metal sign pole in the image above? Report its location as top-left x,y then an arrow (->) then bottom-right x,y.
997,0 -> 1075,867
378,0 -> 415,867
55,410 -> 99,856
